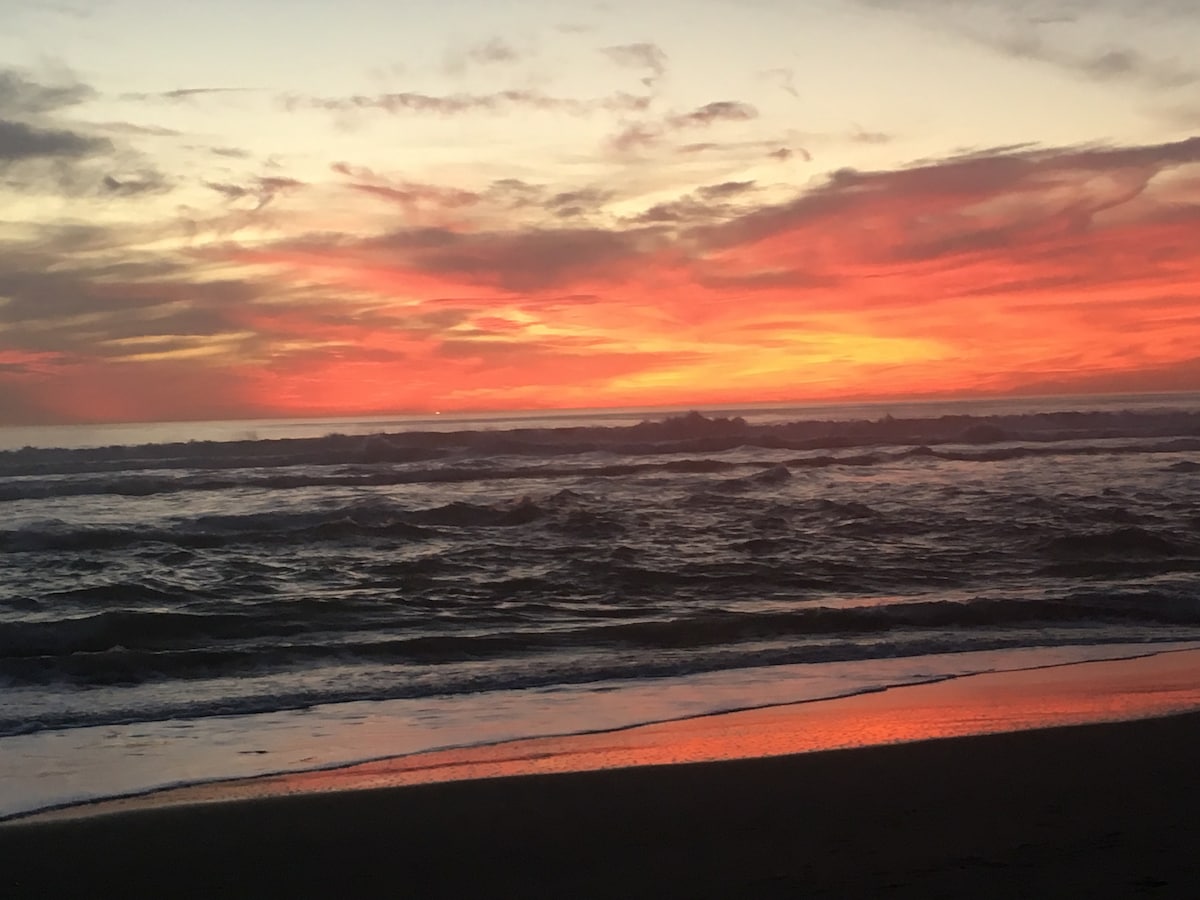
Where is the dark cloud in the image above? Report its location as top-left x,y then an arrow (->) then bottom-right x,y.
338,225 -> 661,292
0,118 -> 110,161
0,239 -> 261,362
102,171 -> 171,196
0,68 -> 93,115
601,43 -> 668,88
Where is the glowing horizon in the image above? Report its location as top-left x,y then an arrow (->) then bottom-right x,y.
3,1 -> 1199,426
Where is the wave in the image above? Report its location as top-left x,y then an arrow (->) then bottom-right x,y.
5,588 -> 1198,689
0,514 -> 438,554
1042,526 -> 1184,558
2,409 -> 1199,486
1,436 -> 1196,504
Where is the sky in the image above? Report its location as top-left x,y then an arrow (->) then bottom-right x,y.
2,0 -> 1199,425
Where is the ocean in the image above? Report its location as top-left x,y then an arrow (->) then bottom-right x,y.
3,393 -> 1200,819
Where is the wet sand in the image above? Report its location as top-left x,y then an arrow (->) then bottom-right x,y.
3,652 -> 1200,898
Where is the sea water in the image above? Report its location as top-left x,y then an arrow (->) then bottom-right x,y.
3,393 -> 1200,817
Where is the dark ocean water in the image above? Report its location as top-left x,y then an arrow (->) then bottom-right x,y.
2,394 -> 1200,815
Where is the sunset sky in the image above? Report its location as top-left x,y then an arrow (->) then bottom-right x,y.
2,0 -> 1199,425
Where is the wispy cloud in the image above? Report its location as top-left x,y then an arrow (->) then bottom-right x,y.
864,0 -> 1200,89
121,87 -> 257,102
443,37 -> 524,76
601,42 -> 669,88
204,175 -> 304,210
610,100 -> 758,153
332,163 -> 480,215
286,88 -> 650,117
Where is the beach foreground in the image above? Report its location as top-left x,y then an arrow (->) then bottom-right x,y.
4,653 -> 1200,898
2,715 -> 1198,899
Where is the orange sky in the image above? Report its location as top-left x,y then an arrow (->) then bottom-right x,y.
2,1 -> 1200,424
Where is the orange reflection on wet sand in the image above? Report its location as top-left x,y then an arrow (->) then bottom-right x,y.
30,649 -> 1200,821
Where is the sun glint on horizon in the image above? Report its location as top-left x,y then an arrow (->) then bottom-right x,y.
2,0 -> 1199,425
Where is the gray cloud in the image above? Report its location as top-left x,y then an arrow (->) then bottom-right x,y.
102,171 -> 171,196
0,238 -> 256,354
0,68 -> 93,115
0,69 -> 176,200
121,87 -> 253,103
0,118 -> 110,161
989,30 -> 1198,89
863,0 -> 1200,89
330,224 -> 664,292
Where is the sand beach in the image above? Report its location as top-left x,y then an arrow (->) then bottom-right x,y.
4,650 -> 1198,898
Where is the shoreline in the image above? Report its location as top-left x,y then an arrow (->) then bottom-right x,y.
9,646 -> 1200,825
3,719 -> 1199,897
3,650 -> 1199,897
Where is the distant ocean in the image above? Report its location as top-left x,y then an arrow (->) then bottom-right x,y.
3,392 -> 1200,819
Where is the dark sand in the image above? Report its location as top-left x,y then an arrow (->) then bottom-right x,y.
3,708 -> 1199,898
